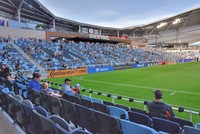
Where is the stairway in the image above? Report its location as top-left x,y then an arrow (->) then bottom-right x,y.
10,43 -> 48,78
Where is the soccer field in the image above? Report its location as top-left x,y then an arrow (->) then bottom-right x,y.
46,62 -> 200,123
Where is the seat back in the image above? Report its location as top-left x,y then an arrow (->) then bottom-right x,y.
169,117 -> 194,128
128,111 -> 153,127
81,98 -> 94,108
196,123 -> 200,129
130,107 -> 147,115
33,109 -> 58,134
152,117 -> 181,134
70,95 -> 82,104
115,104 -> 129,111
40,92 -> 51,111
108,106 -> 129,120
103,100 -> 115,106
120,119 -> 158,134
92,98 -> 103,104
149,112 -> 168,119
93,102 -> 109,114
93,110 -> 122,134
60,99 -> 78,126
74,104 -> 95,133
32,89 -> 41,106
184,125 -> 200,134
49,115 -> 71,134
49,95 -> 62,115
82,95 -> 92,101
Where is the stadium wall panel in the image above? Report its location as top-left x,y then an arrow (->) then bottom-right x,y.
88,66 -> 114,74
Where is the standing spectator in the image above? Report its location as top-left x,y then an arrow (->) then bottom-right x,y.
147,89 -> 175,117
62,78 -> 75,96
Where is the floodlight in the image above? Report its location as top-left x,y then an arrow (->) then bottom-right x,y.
157,22 -> 167,28
173,18 -> 181,25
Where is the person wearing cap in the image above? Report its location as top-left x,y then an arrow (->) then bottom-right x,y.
28,72 -> 41,91
62,78 -> 76,96
147,89 -> 175,117
73,84 -> 81,94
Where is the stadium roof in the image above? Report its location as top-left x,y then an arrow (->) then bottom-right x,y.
0,0 -> 200,34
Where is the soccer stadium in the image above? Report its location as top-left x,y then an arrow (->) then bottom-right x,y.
0,0 -> 200,133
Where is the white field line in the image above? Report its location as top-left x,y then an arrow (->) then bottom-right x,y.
170,92 -> 176,95
74,77 -> 200,96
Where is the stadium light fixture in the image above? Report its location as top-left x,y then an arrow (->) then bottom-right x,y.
173,18 -> 181,25
157,22 -> 167,28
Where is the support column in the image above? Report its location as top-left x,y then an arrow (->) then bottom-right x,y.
53,19 -> 55,31
79,25 -> 81,33
17,9 -> 21,22
99,29 -> 102,36
117,30 -> 119,37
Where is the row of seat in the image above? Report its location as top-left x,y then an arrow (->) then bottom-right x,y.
1,77 -> 200,134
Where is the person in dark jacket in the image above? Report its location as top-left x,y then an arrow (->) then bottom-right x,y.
147,89 -> 175,117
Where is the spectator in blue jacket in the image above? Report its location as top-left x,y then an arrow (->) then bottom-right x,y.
29,72 -> 41,91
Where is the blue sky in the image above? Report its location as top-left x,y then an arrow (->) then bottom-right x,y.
39,0 -> 200,28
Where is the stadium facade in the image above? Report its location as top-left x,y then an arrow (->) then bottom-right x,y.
0,0 -> 200,46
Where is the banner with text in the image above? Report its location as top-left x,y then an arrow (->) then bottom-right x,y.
48,68 -> 88,78
178,59 -> 193,63
133,63 -> 148,68
88,66 -> 114,74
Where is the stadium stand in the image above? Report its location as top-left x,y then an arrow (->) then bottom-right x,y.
1,73 -> 200,134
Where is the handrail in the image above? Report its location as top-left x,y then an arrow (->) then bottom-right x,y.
43,80 -> 200,122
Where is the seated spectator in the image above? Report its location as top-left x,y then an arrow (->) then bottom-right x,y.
29,72 -> 41,91
0,65 -> 15,80
42,82 -> 62,97
147,89 -> 175,117
62,78 -> 76,96
73,84 -> 81,94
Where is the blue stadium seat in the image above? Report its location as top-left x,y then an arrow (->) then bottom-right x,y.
81,98 -> 94,108
169,117 -> 194,128
93,110 -> 122,134
48,95 -> 62,115
49,115 -> 72,134
93,102 -> 109,114
91,97 -> 103,104
33,107 -> 58,134
60,98 -> 79,126
40,91 -> 51,112
74,104 -> 95,133
82,95 -> 92,101
120,119 -> 158,134
108,106 -> 129,120
152,117 -> 181,134
196,123 -> 200,129
115,104 -> 130,111
130,107 -> 148,115
128,111 -> 153,127
184,125 -> 200,134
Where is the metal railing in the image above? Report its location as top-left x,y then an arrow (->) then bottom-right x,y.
43,80 -> 200,122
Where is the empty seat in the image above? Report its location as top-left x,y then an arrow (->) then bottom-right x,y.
108,106 -> 129,120
130,107 -> 147,115
74,104 -> 95,133
91,98 -> 103,104
103,100 -> 115,106
60,99 -> 78,126
49,95 -> 62,115
93,102 -> 109,114
81,98 -> 94,108
115,104 -> 130,111
33,107 -> 58,134
169,117 -> 194,128
49,115 -> 72,134
184,125 -> 200,134
128,111 -> 153,127
152,117 -> 181,134
40,92 -> 51,111
93,110 -> 122,134
120,119 -> 158,134
70,95 -> 82,104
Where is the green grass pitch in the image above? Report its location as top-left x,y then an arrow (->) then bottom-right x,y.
46,62 -> 200,124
